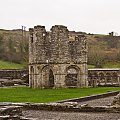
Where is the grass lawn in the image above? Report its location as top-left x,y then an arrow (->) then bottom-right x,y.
0,60 -> 25,69
88,65 -> 95,68
0,87 -> 119,103
103,62 -> 120,68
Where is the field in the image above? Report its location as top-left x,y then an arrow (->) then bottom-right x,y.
0,60 -> 25,69
88,65 -> 95,68
0,87 -> 119,103
103,62 -> 120,68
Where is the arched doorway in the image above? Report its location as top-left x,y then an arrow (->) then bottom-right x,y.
42,66 -> 54,88
49,69 -> 54,87
65,67 -> 78,87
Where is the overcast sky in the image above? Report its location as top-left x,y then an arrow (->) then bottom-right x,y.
1,0 -> 120,34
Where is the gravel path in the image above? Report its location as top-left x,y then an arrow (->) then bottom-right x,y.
23,110 -> 120,120
22,96 -> 120,120
78,96 -> 114,106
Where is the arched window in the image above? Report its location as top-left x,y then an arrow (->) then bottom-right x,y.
106,73 -> 111,83
49,69 -> 54,87
112,72 -> 118,83
99,73 -> 104,80
98,72 -> 105,85
93,73 -> 98,79
88,73 -> 92,86
30,34 -> 33,43
42,66 -> 54,88
65,67 -> 78,87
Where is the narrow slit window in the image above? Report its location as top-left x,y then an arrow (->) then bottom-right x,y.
30,34 -> 33,43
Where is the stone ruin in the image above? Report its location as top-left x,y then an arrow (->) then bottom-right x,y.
0,69 -> 28,87
112,93 -> 120,106
29,25 -> 88,88
88,68 -> 120,87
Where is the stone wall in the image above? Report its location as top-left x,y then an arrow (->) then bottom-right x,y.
0,69 -> 28,86
29,25 -> 88,88
88,68 -> 120,87
0,69 -> 28,79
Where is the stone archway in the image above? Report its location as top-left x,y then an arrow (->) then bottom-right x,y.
112,72 -> 118,83
65,66 -> 79,87
88,73 -> 92,86
106,72 -> 111,83
42,66 -> 54,88
99,72 -> 105,85
49,69 -> 54,87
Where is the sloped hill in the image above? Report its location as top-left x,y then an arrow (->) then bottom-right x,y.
87,34 -> 120,67
0,29 -> 120,68
0,29 -> 29,64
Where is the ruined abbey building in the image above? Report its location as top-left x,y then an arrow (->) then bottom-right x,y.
29,25 -> 88,88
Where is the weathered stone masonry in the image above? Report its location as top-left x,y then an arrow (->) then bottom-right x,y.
29,25 -> 88,88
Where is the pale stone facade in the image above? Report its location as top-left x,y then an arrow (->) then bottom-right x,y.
29,25 -> 88,88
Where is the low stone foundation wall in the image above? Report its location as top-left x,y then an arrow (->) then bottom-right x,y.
0,105 -> 36,120
0,79 -> 27,87
0,103 -> 119,119
0,106 -> 22,119
4,102 -> 119,113
0,69 -> 29,87
0,69 -> 28,79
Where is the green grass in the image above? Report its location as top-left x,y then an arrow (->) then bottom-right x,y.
88,65 -> 95,68
0,87 -> 119,103
103,62 -> 120,68
88,62 -> 120,69
0,60 -> 25,69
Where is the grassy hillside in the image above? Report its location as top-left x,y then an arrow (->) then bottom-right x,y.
0,29 -> 120,69
87,34 -> 120,68
0,29 -> 28,65
103,62 -> 120,68
0,60 -> 25,69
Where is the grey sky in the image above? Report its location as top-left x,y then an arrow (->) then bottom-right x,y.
1,0 -> 120,34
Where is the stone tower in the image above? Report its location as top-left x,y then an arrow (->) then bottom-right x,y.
29,25 -> 88,88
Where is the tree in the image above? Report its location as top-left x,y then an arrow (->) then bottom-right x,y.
88,45 -> 106,68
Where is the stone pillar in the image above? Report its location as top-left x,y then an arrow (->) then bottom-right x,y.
29,66 -> 32,88
34,65 -> 42,88
78,63 -> 88,88
118,75 -> 120,86
54,64 -> 66,88
36,65 -> 42,88
54,74 -> 66,88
